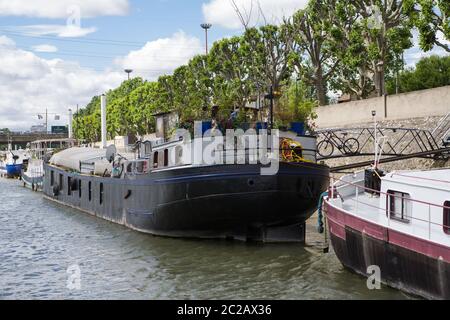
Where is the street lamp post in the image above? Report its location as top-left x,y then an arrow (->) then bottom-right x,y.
200,23 -> 212,55
124,69 -> 133,81
264,86 -> 275,132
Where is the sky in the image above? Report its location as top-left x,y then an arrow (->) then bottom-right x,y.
0,0 -> 448,131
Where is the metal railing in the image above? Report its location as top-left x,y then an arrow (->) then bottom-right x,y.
316,127 -> 445,160
432,112 -> 450,146
330,175 -> 450,241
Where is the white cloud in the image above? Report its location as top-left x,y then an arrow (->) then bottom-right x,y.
0,0 -> 130,18
115,31 -> 203,80
0,31 -> 203,130
0,35 -> 16,47
202,0 -> 308,29
32,44 -> 58,53
436,31 -> 450,49
0,36 -> 124,130
11,24 -> 97,38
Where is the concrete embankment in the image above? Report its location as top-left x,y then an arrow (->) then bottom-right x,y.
314,86 -> 449,171
315,86 -> 450,129
323,116 -> 449,172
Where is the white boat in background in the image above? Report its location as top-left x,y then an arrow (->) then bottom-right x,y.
324,168 -> 450,299
22,159 -> 44,191
0,155 -> 6,177
22,138 -> 76,191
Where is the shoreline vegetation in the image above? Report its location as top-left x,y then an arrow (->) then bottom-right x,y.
72,0 -> 450,143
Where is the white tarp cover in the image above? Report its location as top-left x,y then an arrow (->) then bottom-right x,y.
50,147 -> 106,171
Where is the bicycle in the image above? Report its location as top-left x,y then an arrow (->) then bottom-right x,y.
317,131 -> 360,158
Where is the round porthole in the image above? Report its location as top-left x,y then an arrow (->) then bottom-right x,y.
247,179 -> 255,187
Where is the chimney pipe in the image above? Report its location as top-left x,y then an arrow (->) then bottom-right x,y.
101,94 -> 107,149
68,109 -> 73,139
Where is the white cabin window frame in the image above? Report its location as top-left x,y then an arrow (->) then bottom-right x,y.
387,190 -> 412,223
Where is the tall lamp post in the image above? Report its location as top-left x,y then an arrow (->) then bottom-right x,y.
124,69 -> 133,81
200,23 -> 212,55
264,86 -> 275,132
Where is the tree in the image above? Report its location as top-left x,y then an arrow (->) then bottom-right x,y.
355,0 -> 412,96
327,1 -> 375,99
186,55 -> 214,116
276,80 -> 318,126
243,25 -> 295,92
208,36 -> 253,113
386,55 -> 450,93
327,0 -> 412,98
290,0 -> 339,105
73,0 -> 447,141
74,78 -> 147,140
404,0 -> 450,52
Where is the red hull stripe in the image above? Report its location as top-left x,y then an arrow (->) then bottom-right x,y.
326,201 -> 450,263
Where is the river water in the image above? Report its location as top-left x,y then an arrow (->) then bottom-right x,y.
0,178 -> 409,300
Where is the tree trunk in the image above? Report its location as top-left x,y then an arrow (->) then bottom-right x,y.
373,67 -> 385,97
315,69 -> 327,106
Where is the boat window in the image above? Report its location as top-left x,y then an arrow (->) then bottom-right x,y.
50,171 -> 54,186
164,149 -> 169,167
444,201 -> 450,235
88,181 -> 92,202
68,177 -> 72,196
136,161 -> 144,173
100,183 -> 104,205
59,174 -> 63,190
78,180 -> 82,198
387,190 -> 411,223
153,152 -> 159,168
144,143 -> 152,155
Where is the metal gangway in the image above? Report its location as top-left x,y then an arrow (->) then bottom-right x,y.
316,113 -> 450,172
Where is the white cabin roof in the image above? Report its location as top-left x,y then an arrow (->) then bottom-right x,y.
383,169 -> 450,192
50,147 -> 106,171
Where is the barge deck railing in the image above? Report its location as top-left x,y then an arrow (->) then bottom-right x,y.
329,175 -> 450,242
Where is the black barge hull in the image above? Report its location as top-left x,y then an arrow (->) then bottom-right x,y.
43,162 -> 329,242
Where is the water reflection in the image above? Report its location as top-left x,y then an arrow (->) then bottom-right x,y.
0,179 -> 408,299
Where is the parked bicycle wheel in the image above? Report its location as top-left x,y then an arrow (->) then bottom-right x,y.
317,140 -> 334,158
343,138 -> 360,155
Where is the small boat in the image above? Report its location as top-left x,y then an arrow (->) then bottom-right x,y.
6,163 -> 22,178
324,168 -> 450,299
4,150 -> 30,178
22,159 -> 44,191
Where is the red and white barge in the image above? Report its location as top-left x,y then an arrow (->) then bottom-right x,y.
324,168 -> 450,299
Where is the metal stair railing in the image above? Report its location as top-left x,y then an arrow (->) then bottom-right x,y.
316,126 -> 448,161
432,112 -> 450,146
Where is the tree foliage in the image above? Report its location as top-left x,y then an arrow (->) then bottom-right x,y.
386,55 -> 450,93
74,0 -> 447,141
404,0 -> 450,52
